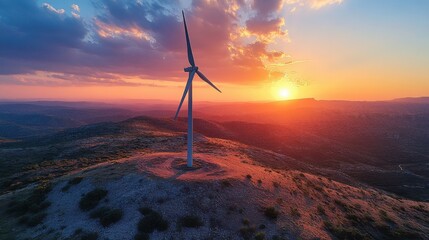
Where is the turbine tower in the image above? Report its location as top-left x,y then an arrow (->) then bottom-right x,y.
174,10 -> 222,167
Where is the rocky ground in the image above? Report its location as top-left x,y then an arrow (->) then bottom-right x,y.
2,136 -> 428,240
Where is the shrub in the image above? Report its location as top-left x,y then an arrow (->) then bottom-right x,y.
255,232 -> 266,240
138,210 -> 169,233
242,218 -> 250,225
240,226 -> 256,240
246,174 -> 252,179
134,233 -> 149,240
138,207 -> 153,215
264,207 -> 279,220
19,212 -> 47,227
179,215 -> 203,228
272,182 -> 280,188
62,177 -> 84,192
69,176 -> 84,185
379,210 -> 394,223
290,207 -> 301,218
7,182 -> 51,227
363,214 -> 374,223
317,205 -> 326,215
391,229 -> 421,239
90,207 -> 123,227
324,221 -> 367,240
81,232 -> 99,240
79,188 -> 107,211
221,180 -> 232,187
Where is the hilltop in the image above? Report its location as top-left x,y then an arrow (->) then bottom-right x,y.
1,117 -> 428,240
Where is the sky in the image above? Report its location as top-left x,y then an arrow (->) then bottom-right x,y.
0,0 -> 428,102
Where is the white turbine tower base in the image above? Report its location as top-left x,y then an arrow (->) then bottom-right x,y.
174,10 -> 222,168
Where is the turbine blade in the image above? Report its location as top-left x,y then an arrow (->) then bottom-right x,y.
174,71 -> 196,120
196,70 -> 222,93
182,10 -> 195,67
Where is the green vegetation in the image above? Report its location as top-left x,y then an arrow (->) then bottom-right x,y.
324,221 -> 368,240
242,218 -> 250,225
239,225 -> 256,240
90,207 -> 123,227
179,215 -> 203,228
138,207 -> 153,215
379,210 -> 394,223
134,233 -> 149,240
79,188 -> 108,211
61,176 -> 84,192
221,179 -> 232,187
375,224 -> 420,240
81,232 -> 99,240
290,207 -> 301,218
264,207 -> 279,220
317,205 -> 326,215
6,181 -> 51,227
254,231 -> 266,240
18,212 -> 47,227
137,207 -> 169,233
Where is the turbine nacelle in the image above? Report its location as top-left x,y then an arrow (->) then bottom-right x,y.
184,66 -> 198,72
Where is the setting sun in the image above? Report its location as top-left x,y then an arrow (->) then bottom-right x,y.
278,88 -> 291,100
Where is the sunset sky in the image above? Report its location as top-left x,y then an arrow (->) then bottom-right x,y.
0,0 -> 428,102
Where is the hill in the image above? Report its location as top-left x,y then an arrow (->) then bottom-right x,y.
0,116 -> 428,239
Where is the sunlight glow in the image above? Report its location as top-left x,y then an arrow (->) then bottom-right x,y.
278,88 -> 291,100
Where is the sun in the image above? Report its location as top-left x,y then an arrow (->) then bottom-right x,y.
278,88 -> 291,100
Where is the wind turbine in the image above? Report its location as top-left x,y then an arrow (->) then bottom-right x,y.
174,10 -> 222,167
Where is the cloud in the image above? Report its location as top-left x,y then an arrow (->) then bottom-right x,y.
43,3 -> 65,14
309,0 -> 343,9
71,4 -> 80,12
286,0 -> 343,9
71,12 -> 80,19
0,0 -> 342,86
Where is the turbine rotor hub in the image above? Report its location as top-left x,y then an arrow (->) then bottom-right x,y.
184,66 -> 198,72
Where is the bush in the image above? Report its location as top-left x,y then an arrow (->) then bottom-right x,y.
379,210 -> 394,223
62,177 -> 84,192
134,233 -> 149,240
69,176 -> 84,185
221,180 -> 232,188
179,215 -> 203,228
290,207 -> 301,218
264,207 -> 279,220
240,225 -> 256,240
324,221 -> 367,240
79,188 -> 107,211
255,232 -> 266,240
7,182 -> 51,227
81,232 -> 99,240
246,174 -> 252,179
90,207 -> 123,227
138,207 -> 153,215
138,210 -> 169,233
19,212 -> 47,227
242,218 -> 250,225
317,205 -> 326,215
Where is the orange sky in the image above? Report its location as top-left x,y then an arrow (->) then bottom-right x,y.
0,0 -> 428,102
